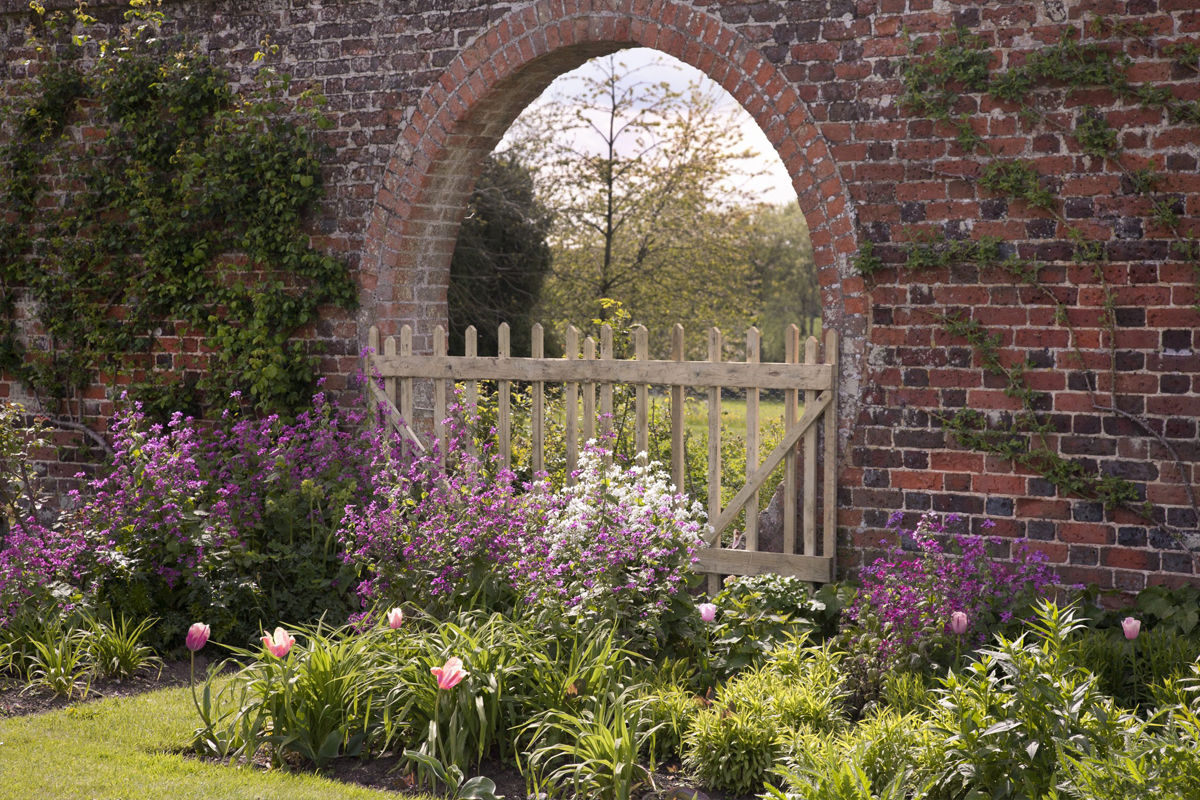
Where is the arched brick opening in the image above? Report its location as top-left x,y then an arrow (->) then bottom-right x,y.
361,0 -> 866,430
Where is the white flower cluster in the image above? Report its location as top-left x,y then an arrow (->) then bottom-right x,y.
541,444 -> 710,562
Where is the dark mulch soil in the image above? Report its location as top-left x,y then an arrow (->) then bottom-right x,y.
318,752 -> 729,800
2,662 -> 736,800
0,657 -> 204,718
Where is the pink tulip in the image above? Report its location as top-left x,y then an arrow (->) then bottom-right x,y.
386,607 -> 404,629
431,656 -> 469,690
185,622 -> 210,652
950,611 -> 969,635
262,626 -> 295,658
1122,617 -> 1141,641
698,603 -> 717,623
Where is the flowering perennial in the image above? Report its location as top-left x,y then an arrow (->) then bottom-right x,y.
846,511 -> 1057,662
338,417 -> 708,631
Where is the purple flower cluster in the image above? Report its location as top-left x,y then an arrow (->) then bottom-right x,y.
336,415 -> 528,610
337,416 -> 707,624
0,517 -> 89,624
846,511 -> 1058,661
58,387 -> 379,643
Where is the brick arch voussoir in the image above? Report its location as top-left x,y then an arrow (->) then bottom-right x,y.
364,0 -> 862,380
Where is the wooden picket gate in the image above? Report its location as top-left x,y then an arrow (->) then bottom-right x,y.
365,321 -> 838,585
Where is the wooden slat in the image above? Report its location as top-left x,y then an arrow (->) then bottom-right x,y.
670,324 -> 685,494
399,325 -> 414,429
633,325 -> 648,465
384,334 -> 398,455
708,389 -> 832,541
463,326 -> 478,459
368,354 -> 833,390
433,325 -> 447,469
823,329 -> 839,561
803,335 -> 818,557
384,335 -> 397,407
364,326 -> 379,381
745,327 -> 760,553
565,325 -> 579,481
464,325 -> 478,419
582,336 -> 596,444
367,326 -> 381,429
784,324 -> 799,556
707,328 -> 722,595
694,550 -> 834,583
599,324 -> 613,442
531,322 -> 545,475
498,322 -> 511,471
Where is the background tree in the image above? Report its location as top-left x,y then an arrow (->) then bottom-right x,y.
502,53 -> 770,359
448,154 -> 553,357
740,204 -> 820,362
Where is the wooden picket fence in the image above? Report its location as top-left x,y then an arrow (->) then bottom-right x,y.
365,321 -> 838,585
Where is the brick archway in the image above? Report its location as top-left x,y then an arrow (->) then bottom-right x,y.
361,0 -> 866,424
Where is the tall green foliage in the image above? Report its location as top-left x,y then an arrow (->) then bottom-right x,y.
448,154 -> 553,357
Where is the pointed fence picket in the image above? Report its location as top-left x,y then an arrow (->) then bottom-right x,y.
365,322 -> 838,583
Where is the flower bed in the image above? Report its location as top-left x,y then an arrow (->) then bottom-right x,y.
3,394 -> 1200,799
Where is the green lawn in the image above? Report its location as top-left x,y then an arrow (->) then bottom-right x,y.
678,395 -> 789,440
0,686 -> 426,800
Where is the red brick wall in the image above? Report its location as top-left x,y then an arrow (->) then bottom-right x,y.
2,0 -> 1197,590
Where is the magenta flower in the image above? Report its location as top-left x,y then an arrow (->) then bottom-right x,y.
431,656 -> 469,689
950,611 -> 968,635
262,626 -> 295,658
1122,617 -> 1140,640
185,622 -> 210,652
386,607 -> 404,629
698,602 -> 717,622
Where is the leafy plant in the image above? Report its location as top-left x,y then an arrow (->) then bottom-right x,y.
704,575 -> 843,680
0,3 -> 354,418
402,750 -> 503,800
75,390 -> 374,650
685,644 -> 846,795
25,627 -> 91,699
79,612 -> 161,680
930,601 -> 1136,799
685,698 -> 784,796
1075,626 -> 1200,711
521,688 -> 661,800
839,511 -> 1057,703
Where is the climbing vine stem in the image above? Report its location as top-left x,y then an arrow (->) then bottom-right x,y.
867,19 -> 1200,541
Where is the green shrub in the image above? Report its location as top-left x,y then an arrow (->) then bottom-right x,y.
685,644 -> 846,795
1059,668 -> 1200,799
79,612 -> 161,680
705,575 -> 844,680
520,688 -> 660,800
686,701 -> 785,796
929,601 -> 1137,799
636,682 -> 700,762
879,669 -> 935,715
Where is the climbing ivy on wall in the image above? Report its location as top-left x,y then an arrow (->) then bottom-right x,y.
0,1 -> 355,422
861,18 -> 1200,535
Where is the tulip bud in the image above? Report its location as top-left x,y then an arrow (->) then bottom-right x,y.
950,611 -> 969,635
386,607 -> 404,629
185,622 -> 210,652
698,603 -> 717,623
1121,616 -> 1140,641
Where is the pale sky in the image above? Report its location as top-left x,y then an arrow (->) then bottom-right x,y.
500,47 -> 797,208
